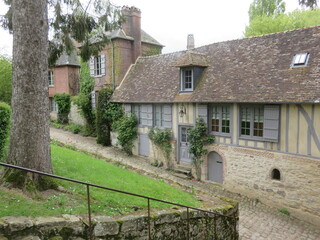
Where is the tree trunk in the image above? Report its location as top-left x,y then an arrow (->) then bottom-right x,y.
2,0 -> 52,190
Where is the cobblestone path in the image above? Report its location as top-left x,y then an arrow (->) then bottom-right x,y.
50,127 -> 320,240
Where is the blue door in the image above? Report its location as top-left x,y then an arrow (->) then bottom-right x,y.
179,126 -> 192,163
208,152 -> 223,184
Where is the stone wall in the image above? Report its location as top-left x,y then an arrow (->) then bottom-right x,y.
202,144 -> 320,227
0,207 -> 238,240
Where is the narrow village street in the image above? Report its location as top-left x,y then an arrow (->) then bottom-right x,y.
50,127 -> 320,240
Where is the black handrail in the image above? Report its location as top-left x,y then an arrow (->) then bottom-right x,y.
0,162 -> 236,240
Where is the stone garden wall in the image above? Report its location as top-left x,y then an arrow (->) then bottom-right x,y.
0,207 -> 238,240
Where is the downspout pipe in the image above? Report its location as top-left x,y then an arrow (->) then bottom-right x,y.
112,40 -> 115,90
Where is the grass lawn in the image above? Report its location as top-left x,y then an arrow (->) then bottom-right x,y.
0,144 -> 200,217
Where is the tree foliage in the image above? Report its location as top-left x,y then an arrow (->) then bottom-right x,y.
1,0 -> 124,65
187,118 -> 214,181
0,55 -> 12,105
245,8 -> 320,37
299,0 -> 318,9
73,61 -> 96,136
249,0 -> 286,21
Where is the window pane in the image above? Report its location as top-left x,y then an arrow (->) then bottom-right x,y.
241,107 -> 250,136
211,106 -> 219,132
253,107 -> 264,137
181,128 -> 187,142
95,56 -> 102,75
221,106 -> 230,133
184,70 -> 192,90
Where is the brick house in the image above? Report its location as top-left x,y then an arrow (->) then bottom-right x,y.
49,6 -> 163,113
48,50 -> 80,117
88,6 -> 163,96
111,26 -> 320,226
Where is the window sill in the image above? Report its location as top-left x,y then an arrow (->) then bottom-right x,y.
239,136 -> 264,141
210,132 -> 231,137
179,91 -> 193,94
49,86 -> 54,88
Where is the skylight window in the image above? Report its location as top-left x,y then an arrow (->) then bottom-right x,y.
292,53 -> 309,67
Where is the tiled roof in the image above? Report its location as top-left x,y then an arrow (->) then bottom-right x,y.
90,29 -> 163,47
112,26 -> 320,104
141,30 -> 164,47
172,51 -> 208,67
55,50 -> 80,67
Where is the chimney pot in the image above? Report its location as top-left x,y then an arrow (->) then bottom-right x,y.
187,34 -> 195,50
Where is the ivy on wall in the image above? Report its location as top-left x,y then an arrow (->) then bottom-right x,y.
188,118 -> 214,180
148,128 -> 173,168
114,113 -> 138,155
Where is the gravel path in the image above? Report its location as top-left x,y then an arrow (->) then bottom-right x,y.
50,127 -> 320,240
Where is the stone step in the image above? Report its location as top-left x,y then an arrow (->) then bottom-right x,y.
172,172 -> 192,180
174,168 -> 191,175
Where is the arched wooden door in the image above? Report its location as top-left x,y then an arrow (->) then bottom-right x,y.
208,152 -> 223,184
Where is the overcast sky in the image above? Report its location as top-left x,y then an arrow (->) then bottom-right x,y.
0,0 -> 301,56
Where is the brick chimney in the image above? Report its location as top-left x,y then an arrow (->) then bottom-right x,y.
187,34 -> 195,50
121,6 -> 141,62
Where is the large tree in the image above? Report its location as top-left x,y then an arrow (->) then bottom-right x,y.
0,0 -> 123,190
2,0 -> 52,190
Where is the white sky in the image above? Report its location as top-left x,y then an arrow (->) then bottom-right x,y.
0,0 -> 301,56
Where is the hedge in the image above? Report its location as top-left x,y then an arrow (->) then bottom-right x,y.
0,102 -> 11,162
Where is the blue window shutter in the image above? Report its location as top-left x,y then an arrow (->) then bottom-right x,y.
163,104 -> 172,128
198,104 -> 208,124
124,104 -> 131,114
155,105 -> 161,127
89,57 -> 95,76
263,105 -> 280,142
140,104 -> 152,126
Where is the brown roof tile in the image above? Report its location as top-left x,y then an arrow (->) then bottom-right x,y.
112,26 -> 320,104
172,51 -> 208,67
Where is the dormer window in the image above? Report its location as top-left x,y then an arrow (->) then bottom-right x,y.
181,68 -> 193,91
292,53 -> 309,67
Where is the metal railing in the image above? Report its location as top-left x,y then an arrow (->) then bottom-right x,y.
0,162 -> 236,239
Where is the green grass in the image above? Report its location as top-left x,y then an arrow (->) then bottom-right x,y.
0,144 -> 200,217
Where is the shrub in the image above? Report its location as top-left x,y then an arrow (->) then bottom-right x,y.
0,55 -> 12,105
73,61 -> 96,136
148,128 -> 172,168
187,118 -> 214,180
0,102 -> 11,162
64,123 -> 83,134
114,113 -> 138,155
54,93 -> 71,124
96,88 -> 113,146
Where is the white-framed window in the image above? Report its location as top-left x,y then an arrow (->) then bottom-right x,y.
240,105 -> 280,142
210,105 -> 231,135
90,55 -> 106,76
50,98 -> 58,112
181,68 -> 193,91
240,105 -> 263,137
291,53 -> 309,67
48,71 -> 54,87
